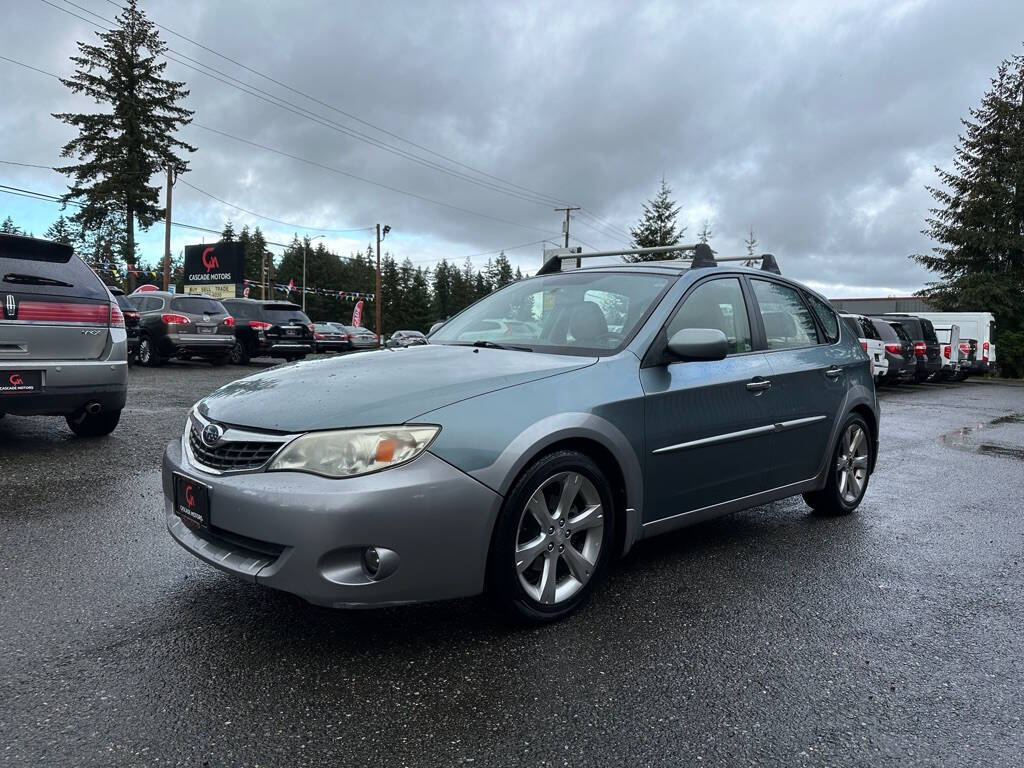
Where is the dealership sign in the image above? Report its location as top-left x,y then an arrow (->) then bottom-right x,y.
183,242 -> 244,299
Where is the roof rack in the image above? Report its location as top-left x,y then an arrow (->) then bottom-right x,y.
536,243 -> 781,275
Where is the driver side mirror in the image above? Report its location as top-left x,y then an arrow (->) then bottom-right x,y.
666,328 -> 729,362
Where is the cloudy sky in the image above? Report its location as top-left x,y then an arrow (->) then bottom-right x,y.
2,0 -> 1022,296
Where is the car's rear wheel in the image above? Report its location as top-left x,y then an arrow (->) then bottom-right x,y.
138,337 -> 163,367
803,413 -> 872,516
66,408 -> 121,437
229,340 -> 250,365
488,450 -> 615,623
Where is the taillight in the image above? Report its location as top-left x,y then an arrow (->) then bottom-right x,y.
339,333 -> 350,340
307,323 -> 315,334
223,316 -> 235,327
16,301 -> 109,324
161,313 -> 191,325
109,303 -> 125,328
885,343 -> 902,355
960,342 -> 971,356
860,341 -> 868,353
314,332 -> 325,339
913,341 -> 926,357
249,320 -> 271,330
982,341 -> 989,361
943,345 -> 951,359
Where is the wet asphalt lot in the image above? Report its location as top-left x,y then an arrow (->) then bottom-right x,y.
1,358 -> 1023,767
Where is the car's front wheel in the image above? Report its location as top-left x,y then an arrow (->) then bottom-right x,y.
488,450 -> 616,623
803,413 -> 872,516
66,408 -> 121,437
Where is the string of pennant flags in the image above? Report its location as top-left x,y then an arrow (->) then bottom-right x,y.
247,279 -> 375,302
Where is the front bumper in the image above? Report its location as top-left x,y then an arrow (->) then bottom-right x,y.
162,440 -> 503,607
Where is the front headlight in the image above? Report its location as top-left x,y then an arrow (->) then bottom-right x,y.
267,425 -> 440,478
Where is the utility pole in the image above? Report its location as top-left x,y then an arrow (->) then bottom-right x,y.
555,206 -> 581,266
162,165 -> 173,291
375,223 -> 390,344
302,240 -> 307,312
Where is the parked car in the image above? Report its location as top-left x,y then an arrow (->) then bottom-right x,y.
312,322 -> 350,353
877,313 -> 941,382
163,247 -> 879,622
0,233 -> 127,436
221,299 -> 314,364
387,330 -> 428,348
839,313 -> 888,383
108,286 -> 140,365
449,318 -> 538,343
915,312 -> 996,375
340,325 -> 378,350
134,292 -> 235,366
868,317 -> 915,384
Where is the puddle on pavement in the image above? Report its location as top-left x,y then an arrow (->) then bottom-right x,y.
939,412 -> 1024,461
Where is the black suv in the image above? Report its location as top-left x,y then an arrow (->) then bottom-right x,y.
221,299 -> 313,364
876,313 -> 941,382
134,292 -> 236,366
108,287 -> 140,364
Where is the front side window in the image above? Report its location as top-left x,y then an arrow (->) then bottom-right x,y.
805,293 -> 839,343
429,271 -> 671,355
751,279 -> 820,349
665,277 -> 752,355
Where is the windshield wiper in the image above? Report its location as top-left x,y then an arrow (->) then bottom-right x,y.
466,340 -> 534,352
3,273 -> 74,287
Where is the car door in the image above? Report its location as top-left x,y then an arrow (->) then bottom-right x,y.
749,279 -> 847,488
640,276 -> 774,523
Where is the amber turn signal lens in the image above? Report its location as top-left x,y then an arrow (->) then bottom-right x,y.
375,438 -> 396,463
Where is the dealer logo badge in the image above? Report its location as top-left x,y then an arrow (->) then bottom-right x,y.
201,422 -> 224,448
3,294 -> 16,320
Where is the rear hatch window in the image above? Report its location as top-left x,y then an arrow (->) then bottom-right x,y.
1,239 -> 107,300
263,305 -> 310,325
171,297 -> 227,315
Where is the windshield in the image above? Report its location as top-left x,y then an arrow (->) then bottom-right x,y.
429,271 -> 672,354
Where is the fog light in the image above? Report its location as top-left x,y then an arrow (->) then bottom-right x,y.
363,547 -> 381,577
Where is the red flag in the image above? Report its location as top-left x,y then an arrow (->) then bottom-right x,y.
287,278 -> 295,293
352,299 -> 364,327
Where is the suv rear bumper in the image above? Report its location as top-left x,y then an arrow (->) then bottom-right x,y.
0,358 -> 127,416
157,333 -> 235,357
264,342 -> 313,358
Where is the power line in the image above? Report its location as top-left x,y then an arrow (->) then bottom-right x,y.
99,0 -> 578,209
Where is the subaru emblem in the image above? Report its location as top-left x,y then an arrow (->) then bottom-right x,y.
201,422 -> 224,448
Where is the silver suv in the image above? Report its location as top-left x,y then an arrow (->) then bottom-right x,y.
0,234 -> 127,437
135,292 -> 236,366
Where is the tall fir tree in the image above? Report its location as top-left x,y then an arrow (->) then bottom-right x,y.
45,215 -> 77,245
220,221 -> 236,241
913,49 -> 1024,377
627,177 -> 684,261
53,0 -> 195,289
1,216 -> 23,235
744,227 -> 758,257
493,251 -> 515,288
697,220 -> 713,244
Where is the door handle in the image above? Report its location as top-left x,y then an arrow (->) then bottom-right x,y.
824,366 -> 843,379
746,379 -> 772,392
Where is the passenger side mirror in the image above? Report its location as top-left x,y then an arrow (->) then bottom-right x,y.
666,328 -> 729,362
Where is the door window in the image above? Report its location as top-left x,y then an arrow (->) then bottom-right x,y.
805,293 -> 839,343
665,278 -> 752,355
751,280 -> 820,349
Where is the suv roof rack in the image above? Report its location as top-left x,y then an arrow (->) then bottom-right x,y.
536,243 -> 781,275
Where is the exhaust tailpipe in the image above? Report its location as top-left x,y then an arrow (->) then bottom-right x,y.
85,402 -> 102,415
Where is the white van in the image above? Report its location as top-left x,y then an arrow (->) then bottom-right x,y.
915,312 -> 996,375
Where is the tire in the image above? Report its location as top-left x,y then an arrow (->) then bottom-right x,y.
138,336 -> 164,367
66,408 -> 121,437
229,340 -> 250,365
487,450 -> 616,624
803,413 -> 872,516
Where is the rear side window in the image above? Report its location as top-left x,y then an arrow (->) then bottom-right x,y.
113,294 -> 136,311
137,296 -> 163,311
0,250 -> 107,299
751,279 -> 820,349
172,297 -> 227,314
666,277 -> 753,355
841,316 -> 861,338
890,322 -> 912,343
873,320 -> 898,341
805,294 -> 839,343
920,319 -> 939,344
858,317 -> 880,340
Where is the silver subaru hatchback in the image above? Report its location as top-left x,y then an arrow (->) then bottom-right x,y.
162,247 -> 878,622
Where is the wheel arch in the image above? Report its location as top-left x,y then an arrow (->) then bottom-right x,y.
850,403 -> 878,473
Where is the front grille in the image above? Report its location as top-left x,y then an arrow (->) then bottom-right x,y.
188,426 -> 282,472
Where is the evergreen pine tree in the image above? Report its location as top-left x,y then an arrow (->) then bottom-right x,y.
53,0 -> 195,289
1,216 -> 23,235
697,220 -> 713,244
220,221 -> 236,241
627,177 -> 684,261
45,215 -> 77,245
493,251 -> 515,288
913,49 -> 1024,377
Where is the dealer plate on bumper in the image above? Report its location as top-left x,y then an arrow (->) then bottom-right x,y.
173,472 -> 210,529
0,369 -> 42,395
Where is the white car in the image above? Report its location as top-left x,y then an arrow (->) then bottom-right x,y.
914,312 -> 995,376
840,313 -> 888,382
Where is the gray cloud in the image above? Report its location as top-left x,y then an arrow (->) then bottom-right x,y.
2,0 -> 1022,294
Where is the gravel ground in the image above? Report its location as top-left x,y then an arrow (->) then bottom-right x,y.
1,358 -> 1022,767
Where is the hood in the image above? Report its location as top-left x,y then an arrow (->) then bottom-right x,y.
198,344 -> 595,433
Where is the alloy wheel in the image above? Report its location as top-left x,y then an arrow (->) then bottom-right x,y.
515,471 -> 604,605
139,338 -> 151,365
836,423 -> 869,504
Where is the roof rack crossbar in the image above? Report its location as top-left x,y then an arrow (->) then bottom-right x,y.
536,244 -> 781,275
